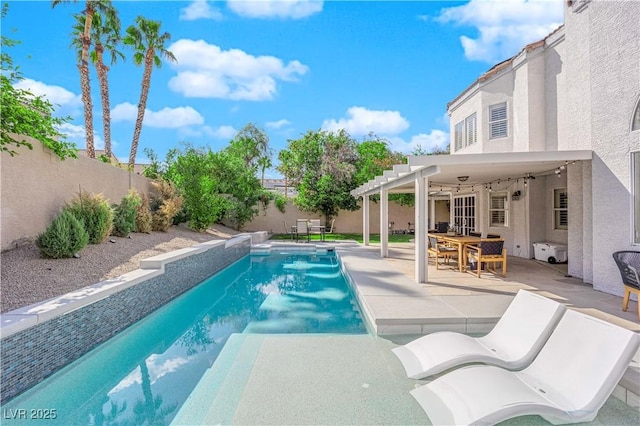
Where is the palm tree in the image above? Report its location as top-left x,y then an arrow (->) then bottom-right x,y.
71,10 -> 122,161
52,0 -> 114,159
123,16 -> 176,170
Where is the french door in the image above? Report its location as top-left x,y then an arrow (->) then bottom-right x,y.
452,194 -> 476,235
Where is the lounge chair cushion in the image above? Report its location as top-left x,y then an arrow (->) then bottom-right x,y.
392,290 -> 566,379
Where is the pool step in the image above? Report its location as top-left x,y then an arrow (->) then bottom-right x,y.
172,334 -> 265,425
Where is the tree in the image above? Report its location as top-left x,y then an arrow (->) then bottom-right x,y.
228,123 -> 273,185
1,4 -> 76,159
354,134 -> 405,187
52,0 -> 115,158
123,16 -> 176,170
71,9 -> 122,160
278,129 -> 360,224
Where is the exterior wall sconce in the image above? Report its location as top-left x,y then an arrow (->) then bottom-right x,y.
457,176 -> 469,182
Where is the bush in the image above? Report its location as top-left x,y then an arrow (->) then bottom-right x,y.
273,193 -> 287,213
150,180 -> 183,232
135,194 -> 153,234
67,192 -> 113,244
36,209 -> 89,258
112,190 -> 141,237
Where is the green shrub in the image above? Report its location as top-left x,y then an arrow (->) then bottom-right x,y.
135,194 -> 153,233
36,209 -> 89,258
112,190 -> 141,237
67,192 -> 113,244
273,193 -> 287,213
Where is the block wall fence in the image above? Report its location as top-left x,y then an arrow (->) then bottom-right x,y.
1,142 -> 153,251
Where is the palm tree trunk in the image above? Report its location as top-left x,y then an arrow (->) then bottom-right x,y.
95,45 -> 112,160
128,48 -> 154,170
81,3 -> 95,158
79,60 -> 95,158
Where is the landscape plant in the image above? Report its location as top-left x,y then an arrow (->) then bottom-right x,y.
135,194 -> 153,233
67,192 -> 113,244
36,208 -> 89,258
112,189 -> 141,237
273,192 -> 287,213
149,180 -> 183,232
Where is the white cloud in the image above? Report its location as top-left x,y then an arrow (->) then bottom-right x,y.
168,39 -> 308,101
14,78 -> 81,107
227,0 -> 323,19
111,102 -> 204,128
205,125 -> 238,139
436,0 -> 564,63
387,130 -> 449,154
180,0 -> 223,21
266,119 -> 291,129
56,122 -> 108,151
321,107 -> 410,137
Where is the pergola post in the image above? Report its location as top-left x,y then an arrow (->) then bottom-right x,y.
380,187 -> 388,257
363,195 -> 370,246
415,172 -> 428,283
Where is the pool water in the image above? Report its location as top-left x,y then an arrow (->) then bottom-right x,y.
1,251 -> 365,425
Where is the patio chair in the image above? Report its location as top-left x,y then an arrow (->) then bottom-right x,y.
283,220 -> 296,241
487,233 -> 501,239
327,218 -> 336,234
295,219 -> 310,243
410,309 -> 640,425
392,290 -> 566,379
465,239 -> 507,278
428,235 -> 457,270
612,251 -> 640,320
469,231 -> 482,237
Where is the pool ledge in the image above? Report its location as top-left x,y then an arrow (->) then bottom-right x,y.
0,237 -> 254,338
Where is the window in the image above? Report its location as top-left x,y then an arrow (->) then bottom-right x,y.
632,99 -> 640,131
489,192 -> 508,226
465,113 -> 477,146
633,152 -> 640,243
553,189 -> 568,230
454,121 -> 464,151
454,113 -> 477,151
489,102 -> 508,139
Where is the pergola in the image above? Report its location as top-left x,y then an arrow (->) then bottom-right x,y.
350,150 -> 593,283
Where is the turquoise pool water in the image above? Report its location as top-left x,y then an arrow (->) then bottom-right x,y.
1,251 -> 365,425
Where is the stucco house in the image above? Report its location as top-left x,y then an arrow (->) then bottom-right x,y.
352,0 -> 640,298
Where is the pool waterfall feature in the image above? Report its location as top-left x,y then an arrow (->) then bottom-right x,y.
0,235 -> 257,404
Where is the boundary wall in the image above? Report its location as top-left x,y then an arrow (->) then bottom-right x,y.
241,199 -> 416,235
1,142 -> 152,251
0,235 -> 251,403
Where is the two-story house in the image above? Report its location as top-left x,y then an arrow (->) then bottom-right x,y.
352,0 -> 640,297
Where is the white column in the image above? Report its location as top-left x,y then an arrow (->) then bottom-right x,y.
363,195 -> 370,246
429,198 -> 436,230
415,173 -> 428,283
380,187 -> 388,257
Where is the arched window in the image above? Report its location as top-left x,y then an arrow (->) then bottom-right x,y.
633,98 -> 640,131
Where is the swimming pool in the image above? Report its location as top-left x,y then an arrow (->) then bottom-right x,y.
1,251 -> 365,425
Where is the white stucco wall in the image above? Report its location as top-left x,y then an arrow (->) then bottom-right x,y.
564,0 -> 640,296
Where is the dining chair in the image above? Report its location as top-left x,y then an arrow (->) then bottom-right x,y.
428,236 -> 458,270
466,239 -> 507,278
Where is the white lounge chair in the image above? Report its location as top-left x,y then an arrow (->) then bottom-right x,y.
392,290 -> 566,379
410,309 -> 640,425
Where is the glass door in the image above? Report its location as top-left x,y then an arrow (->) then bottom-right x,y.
452,194 -> 476,235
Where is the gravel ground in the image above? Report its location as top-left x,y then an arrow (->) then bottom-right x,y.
0,224 -> 241,313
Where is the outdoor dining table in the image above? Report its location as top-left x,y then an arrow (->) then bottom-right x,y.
430,234 -> 482,272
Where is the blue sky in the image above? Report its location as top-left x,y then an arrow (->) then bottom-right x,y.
4,0 -> 563,177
